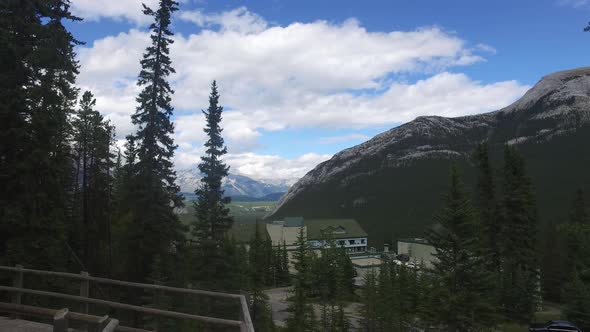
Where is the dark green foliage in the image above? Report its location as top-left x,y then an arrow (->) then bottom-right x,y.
0,0 -> 81,271
560,190 -> 590,329
565,190 -> 590,274
541,221 -> 568,302
247,222 -> 275,331
70,91 -> 115,275
563,270 -> 590,330
116,0 -> 185,289
500,145 -> 540,322
473,143 -> 502,278
360,261 -> 427,331
191,81 -> 234,291
286,226 -> 317,332
425,165 -> 498,331
313,236 -> 353,331
360,269 -> 379,331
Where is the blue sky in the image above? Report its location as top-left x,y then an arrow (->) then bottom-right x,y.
68,0 -> 590,183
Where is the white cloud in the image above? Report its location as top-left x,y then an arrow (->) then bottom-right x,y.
318,134 -> 371,144
180,7 -> 268,34
71,0 -> 159,25
559,0 -> 590,8
223,153 -> 332,185
75,7 -> 530,182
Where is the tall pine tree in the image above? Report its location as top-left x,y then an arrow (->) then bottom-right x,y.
0,0 -> 81,271
286,225 -> 317,332
121,0 -> 184,284
500,145 -> 540,322
71,90 -> 115,275
191,81 -> 234,291
426,165 -> 498,331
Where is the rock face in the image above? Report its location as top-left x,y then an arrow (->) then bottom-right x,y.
176,169 -> 288,198
268,67 -> 590,246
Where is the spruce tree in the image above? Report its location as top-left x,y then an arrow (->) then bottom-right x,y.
500,145 -> 539,322
286,226 -> 317,332
473,143 -> 502,277
0,0 -> 81,271
567,189 -> 589,273
191,81 -> 234,291
280,241 -> 290,283
563,270 -> 590,331
361,269 -> 379,332
121,0 -> 184,285
426,165 -> 498,331
71,91 -> 115,275
248,221 -> 275,331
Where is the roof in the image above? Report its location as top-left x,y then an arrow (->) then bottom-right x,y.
228,222 -> 269,243
304,218 -> 367,240
398,238 -> 430,245
284,217 -> 304,227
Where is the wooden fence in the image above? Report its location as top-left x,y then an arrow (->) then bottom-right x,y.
0,265 -> 254,332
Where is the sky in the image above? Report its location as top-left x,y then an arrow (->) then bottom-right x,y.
67,0 -> 590,185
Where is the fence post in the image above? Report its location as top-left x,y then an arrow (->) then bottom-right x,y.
80,271 -> 89,313
80,271 -> 90,331
53,308 -> 69,332
11,264 -> 24,319
12,264 -> 23,305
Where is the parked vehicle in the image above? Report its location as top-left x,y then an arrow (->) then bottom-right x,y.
529,320 -> 583,331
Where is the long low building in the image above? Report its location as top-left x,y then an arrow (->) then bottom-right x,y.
266,217 -> 368,253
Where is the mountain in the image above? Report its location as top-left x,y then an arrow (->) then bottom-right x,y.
268,67 -> 590,247
231,192 -> 286,202
176,168 -> 289,199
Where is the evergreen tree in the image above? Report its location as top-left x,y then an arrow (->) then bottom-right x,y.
286,226 -> 317,332
565,189 -> 590,274
0,0 -> 81,271
563,270 -> 590,331
191,81 -> 234,291
473,143 -> 502,277
280,241 -> 290,284
426,165 -> 498,331
500,146 -> 539,322
248,221 -> 275,331
361,269 -> 379,332
120,0 -> 184,285
71,90 -> 115,275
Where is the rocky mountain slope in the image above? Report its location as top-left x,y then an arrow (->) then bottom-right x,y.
268,67 -> 590,246
176,168 -> 289,198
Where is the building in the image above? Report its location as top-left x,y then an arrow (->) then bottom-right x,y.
266,217 -> 306,250
305,218 -> 368,253
266,217 -> 368,253
396,238 -> 437,267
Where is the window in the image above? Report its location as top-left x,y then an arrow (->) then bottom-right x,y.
349,239 -> 355,245
338,240 -> 345,246
361,239 -> 366,244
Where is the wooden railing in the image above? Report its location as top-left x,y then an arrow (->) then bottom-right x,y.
0,265 -> 254,332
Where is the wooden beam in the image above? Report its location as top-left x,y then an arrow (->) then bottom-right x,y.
0,286 -> 243,327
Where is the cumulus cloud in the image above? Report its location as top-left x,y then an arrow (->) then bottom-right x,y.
180,7 -> 268,34
75,6 -> 530,181
71,0 -> 159,25
223,153 -> 332,185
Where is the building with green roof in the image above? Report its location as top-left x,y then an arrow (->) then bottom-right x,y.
266,217 -> 368,253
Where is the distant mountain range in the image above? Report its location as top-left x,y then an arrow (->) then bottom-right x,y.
268,67 -> 590,247
176,168 -> 289,200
